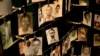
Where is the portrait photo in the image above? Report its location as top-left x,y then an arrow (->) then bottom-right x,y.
77,27 -> 87,41
81,45 -> 91,56
82,11 -> 92,26
69,30 -> 77,41
38,7 -> 45,27
94,14 -> 100,30
79,0 -> 89,6
0,21 -> 13,50
19,37 -> 42,56
53,0 -> 63,17
46,27 -> 59,45
50,46 -> 61,56
18,12 -> 33,35
94,34 -> 100,46
0,0 -> 12,17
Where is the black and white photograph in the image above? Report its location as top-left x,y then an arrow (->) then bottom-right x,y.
77,27 -> 87,41
19,37 -> 42,56
94,14 -> 100,30
18,12 -> 33,35
81,45 -> 91,56
0,21 -> 13,50
0,0 -> 12,18
38,7 -> 45,27
94,34 -> 100,46
53,0 -> 63,17
82,11 -> 92,26
79,0 -> 89,6
46,27 -> 59,45
50,46 -> 61,56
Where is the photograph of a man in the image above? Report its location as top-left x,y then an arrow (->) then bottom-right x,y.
46,27 -> 59,45
18,12 -> 33,35
77,27 -> 87,41
94,34 -> 100,46
0,21 -> 13,50
81,45 -> 91,56
82,11 -> 92,26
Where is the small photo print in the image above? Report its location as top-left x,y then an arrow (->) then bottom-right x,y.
96,0 -> 100,4
94,14 -> 100,30
62,37 -> 70,55
18,12 -> 33,35
69,30 -> 77,41
79,0 -> 89,6
19,37 -> 42,56
82,11 -> 92,26
81,45 -> 91,56
31,0 -> 45,3
50,46 -> 61,56
46,27 -> 59,45
77,27 -> 87,41
94,34 -> 100,46
0,21 -> 13,50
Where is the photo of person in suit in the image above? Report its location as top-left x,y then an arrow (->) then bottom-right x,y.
94,34 -> 100,46
77,27 -> 87,41
0,21 -> 13,50
81,45 -> 91,56
94,14 -> 100,30
18,12 -> 33,35
46,27 -> 59,45
82,11 -> 92,26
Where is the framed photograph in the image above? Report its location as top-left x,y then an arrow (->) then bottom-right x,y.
50,46 -> 61,56
0,0 -> 12,17
94,14 -> 100,30
19,37 -> 42,56
46,27 -> 59,45
81,45 -> 91,56
94,34 -> 100,46
82,11 -> 92,26
79,0 -> 89,6
18,12 -> 33,35
0,21 -> 13,50
77,27 -> 87,41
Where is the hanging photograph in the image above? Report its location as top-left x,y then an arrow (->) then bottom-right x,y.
82,11 -> 92,26
18,12 -> 33,35
0,0 -> 12,18
50,45 -> 61,56
94,14 -> 100,30
77,27 -> 87,41
19,37 -> 42,56
0,21 -> 13,50
62,37 -> 70,55
81,45 -> 91,56
46,27 -> 59,45
94,34 -> 100,46
65,0 -> 71,13
69,30 -> 77,41
79,0 -> 89,6
38,7 -> 45,27
53,0 -> 63,17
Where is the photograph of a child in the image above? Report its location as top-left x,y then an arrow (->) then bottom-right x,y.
94,34 -> 100,46
46,27 -> 59,45
19,37 -> 42,56
18,12 -> 33,35
81,45 -> 91,56
0,21 -> 13,50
